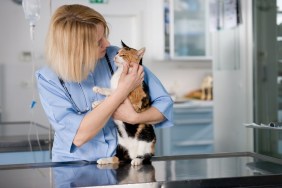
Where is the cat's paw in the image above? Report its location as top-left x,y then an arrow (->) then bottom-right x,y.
92,101 -> 102,109
93,86 -> 101,93
131,158 -> 143,166
93,86 -> 112,96
97,156 -> 119,165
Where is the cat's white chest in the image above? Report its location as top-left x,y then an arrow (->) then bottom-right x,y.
110,67 -> 123,89
118,133 -> 152,159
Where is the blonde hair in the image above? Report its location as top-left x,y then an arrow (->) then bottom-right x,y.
45,4 -> 109,82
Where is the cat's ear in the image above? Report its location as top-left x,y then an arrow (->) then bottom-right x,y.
137,47 -> 146,58
121,40 -> 129,48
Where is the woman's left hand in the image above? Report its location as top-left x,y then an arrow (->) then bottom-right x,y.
112,99 -> 138,124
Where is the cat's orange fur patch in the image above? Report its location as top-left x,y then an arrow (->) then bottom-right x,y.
129,86 -> 148,112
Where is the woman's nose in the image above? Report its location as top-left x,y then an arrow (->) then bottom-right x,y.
102,38 -> 110,48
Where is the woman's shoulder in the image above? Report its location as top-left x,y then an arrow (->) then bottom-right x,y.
35,66 -> 59,83
106,45 -> 120,57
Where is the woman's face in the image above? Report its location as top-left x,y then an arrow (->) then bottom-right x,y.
96,24 -> 110,59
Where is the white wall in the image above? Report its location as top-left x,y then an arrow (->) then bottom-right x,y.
0,0 -> 211,127
212,0 -> 254,152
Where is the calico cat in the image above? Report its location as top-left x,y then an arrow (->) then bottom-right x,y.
92,41 -> 156,166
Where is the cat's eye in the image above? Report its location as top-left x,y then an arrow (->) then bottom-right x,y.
97,35 -> 107,47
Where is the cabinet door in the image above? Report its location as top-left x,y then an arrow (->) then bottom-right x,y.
167,0 -> 210,59
159,105 -> 214,156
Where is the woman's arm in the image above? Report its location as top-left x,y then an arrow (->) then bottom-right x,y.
113,66 -> 174,127
112,98 -> 165,125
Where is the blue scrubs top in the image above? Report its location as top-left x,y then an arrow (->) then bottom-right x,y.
36,46 -> 173,162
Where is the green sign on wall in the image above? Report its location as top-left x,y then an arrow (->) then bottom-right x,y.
89,0 -> 109,3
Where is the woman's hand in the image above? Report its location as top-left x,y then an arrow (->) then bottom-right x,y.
117,62 -> 144,95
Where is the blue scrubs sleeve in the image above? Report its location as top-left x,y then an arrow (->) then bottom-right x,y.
143,66 -> 174,128
36,73 -> 83,153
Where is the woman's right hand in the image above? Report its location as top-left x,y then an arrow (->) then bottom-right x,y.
117,62 -> 144,95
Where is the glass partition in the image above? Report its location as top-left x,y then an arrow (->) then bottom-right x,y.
253,0 -> 282,159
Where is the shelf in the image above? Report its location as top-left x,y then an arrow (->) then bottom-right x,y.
244,123 -> 282,131
174,140 -> 213,147
173,100 -> 213,108
174,32 -> 205,36
174,119 -> 212,125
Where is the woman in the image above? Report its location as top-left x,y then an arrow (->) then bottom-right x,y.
36,4 -> 173,162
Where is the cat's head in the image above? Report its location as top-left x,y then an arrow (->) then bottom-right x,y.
114,41 -> 145,67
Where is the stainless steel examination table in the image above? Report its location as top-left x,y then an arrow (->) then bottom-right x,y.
1,152 -> 282,188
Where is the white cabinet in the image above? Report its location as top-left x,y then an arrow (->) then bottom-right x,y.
155,101 -> 213,156
165,0 -> 210,59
